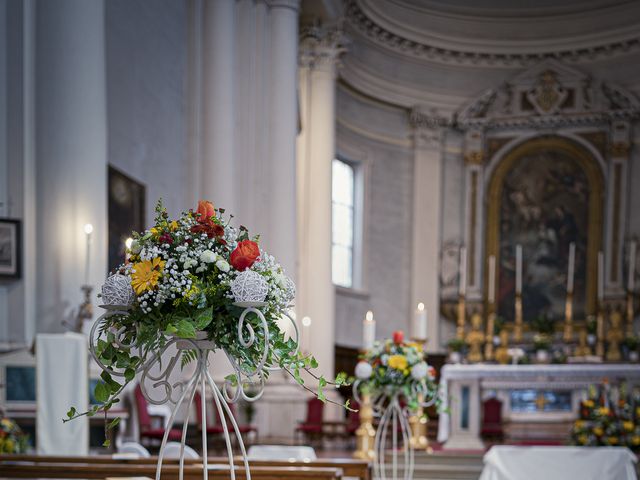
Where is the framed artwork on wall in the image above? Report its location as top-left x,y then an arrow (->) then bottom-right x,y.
0,218 -> 20,278
108,166 -> 146,273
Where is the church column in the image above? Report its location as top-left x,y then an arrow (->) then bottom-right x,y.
462,129 -> 485,302
409,109 -> 444,351
297,25 -> 343,378
201,0 -> 235,211
36,0 -> 108,332
266,0 -> 300,278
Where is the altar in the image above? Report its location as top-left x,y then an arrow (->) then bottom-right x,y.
438,363 -> 640,449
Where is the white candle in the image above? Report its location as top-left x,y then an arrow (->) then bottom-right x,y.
83,223 -> 93,285
567,242 -> 576,294
413,302 -> 428,339
515,244 -> 523,294
125,237 -> 133,264
488,255 -> 496,304
629,241 -> 637,292
301,316 -> 311,353
363,310 -> 376,350
459,246 -> 467,296
597,251 -> 604,303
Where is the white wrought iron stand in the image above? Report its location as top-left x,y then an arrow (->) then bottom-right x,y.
90,302 -> 298,480
353,380 -> 437,480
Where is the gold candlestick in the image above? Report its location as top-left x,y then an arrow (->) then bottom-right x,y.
626,292 -> 635,337
563,291 -> 574,342
514,292 -> 523,342
457,294 -> 466,340
485,311 -> 496,361
409,392 -> 432,453
596,306 -> 605,358
353,393 -> 375,460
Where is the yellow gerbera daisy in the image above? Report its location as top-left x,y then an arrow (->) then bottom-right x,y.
131,257 -> 165,294
388,355 -> 408,371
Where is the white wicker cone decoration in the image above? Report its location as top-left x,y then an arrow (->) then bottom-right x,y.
101,273 -> 136,308
231,270 -> 269,303
282,276 -> 296,304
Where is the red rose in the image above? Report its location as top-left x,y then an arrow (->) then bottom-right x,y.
196,200 -> 216,223
392,330 -> 404,344
230,240 -> 260,271
190,223 -> 224,239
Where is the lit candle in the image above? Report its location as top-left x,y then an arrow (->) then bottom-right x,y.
83,223 -> 93,285
301,316 -> 311,353
412,302 -> 427,340
363,310 -> 376,350
459,246 -> 467,296
125,237 -> 133,264
515,244 -> 523,294
488,255 -> 496,304
567,242 -> 576,294
629,241 -> 637,292
598,251 -> 604,303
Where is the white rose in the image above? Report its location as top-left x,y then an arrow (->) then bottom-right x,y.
274,273 -> 287,288
216,259 -> 230,272
200,250 -> 216,263
410,361 -> 428,380
355,361 -> 373,380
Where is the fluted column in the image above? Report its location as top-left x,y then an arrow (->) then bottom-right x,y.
201,0 -> 235,211
36,0 -> 108,333
266,0 -> 300,279
297,25 -> 343,377
409,109 -> 444,351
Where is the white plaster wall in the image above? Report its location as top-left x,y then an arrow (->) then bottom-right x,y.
106,0 -> 191,223
335,85 -> 414,348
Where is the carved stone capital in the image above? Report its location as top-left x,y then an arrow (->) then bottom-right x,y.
464,151 -> 484,165
408,106 -> 448,149
299,22 -> 346,72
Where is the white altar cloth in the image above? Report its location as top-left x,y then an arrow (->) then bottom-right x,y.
479,446 -> 637,480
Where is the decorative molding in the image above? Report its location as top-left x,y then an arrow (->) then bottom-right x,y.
456,60 -> 640,130
345,0 -> 640,68
299,22 -> 347,72
408,107 -> 448,149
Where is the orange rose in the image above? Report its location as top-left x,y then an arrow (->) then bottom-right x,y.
230,240 -> 260,271
196,200 -> 216,223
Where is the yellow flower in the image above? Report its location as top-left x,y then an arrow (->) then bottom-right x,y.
577,434 -> 588,445
631,436 -> 640,446
0,419 -> 12,429
623,421 -> 634,432
150,227 -> 160,236
169,221 -> 179,231
4,438 -> 14,453
597,407 -> 610,416
407,342 -> 423,352
131,258 -> 165,294
388,355 -> 408,371
583,400 -> 595,408
607,436 -> 618,445
574,420 -> 585,429
593,427 -> 604,436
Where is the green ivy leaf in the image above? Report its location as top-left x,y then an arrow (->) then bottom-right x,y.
124,368 -> 135,382
107,417 -> 121,430
66,407 -> 76,418
102,439 -> 111,448
174,319 -> 197,338
94,382 -> 109,404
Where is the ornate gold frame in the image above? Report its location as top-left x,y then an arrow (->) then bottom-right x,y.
485,136 -> 604,318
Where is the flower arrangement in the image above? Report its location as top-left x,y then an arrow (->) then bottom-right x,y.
354,330 -> 437,410
572,381 -> 640,450
0,417 -> 29,453
65,200 -> 348,441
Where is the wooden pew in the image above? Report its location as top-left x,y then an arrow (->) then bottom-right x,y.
0,455 -> 369,480
0,461 -> 343,480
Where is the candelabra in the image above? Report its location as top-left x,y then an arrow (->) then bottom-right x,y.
353,393 -> 376,461
596,304 -> 605,358
563,291 -> 574,342
408,338 -> 431,454
513,292 -> 523,342
457,294 -> 466,340
484,311 -> 496,361
626,292 -> 636,337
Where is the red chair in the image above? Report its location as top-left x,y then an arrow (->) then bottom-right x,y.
346,400 -> 360,435
194,391 -> 257,441
481,397 -> 503,440
295,398 -> 325,443
135,384 -> 182,444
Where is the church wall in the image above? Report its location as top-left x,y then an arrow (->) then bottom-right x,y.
335,84 -> 414,348
105,0 -> 191,222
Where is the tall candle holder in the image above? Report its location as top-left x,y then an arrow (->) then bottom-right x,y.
457,294 -> 466,340
514,292 -> 523,342
353,392 -> 376,461
626,292 -> 635,337
563,291 -> 574,342
408,338 -> 432,454
485,311 -> 496,361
